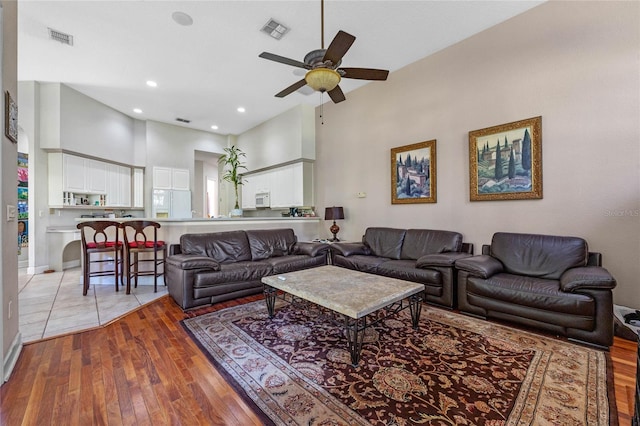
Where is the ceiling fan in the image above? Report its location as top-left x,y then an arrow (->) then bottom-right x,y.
258,0 -> 389,104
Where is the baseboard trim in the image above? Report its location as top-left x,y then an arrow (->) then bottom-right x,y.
3,331 -> 22,382
63,260 -> 81,269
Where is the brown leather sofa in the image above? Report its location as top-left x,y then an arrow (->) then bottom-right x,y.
330,227 -> 473,309
455,232 -> 617,348
166,228 -> 329,310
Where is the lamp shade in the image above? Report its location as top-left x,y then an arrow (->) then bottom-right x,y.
305,68 -> 341,92
324,206 -> 344,221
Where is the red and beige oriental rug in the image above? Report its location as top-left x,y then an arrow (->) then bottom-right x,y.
182,299 -> 616,425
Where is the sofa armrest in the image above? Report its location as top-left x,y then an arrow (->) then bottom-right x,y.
166,254 -> 221,271
330,242 -> 371,257
416,252 -> 473,268
560,266 -> 616,292
294,242 -> 330,257
454,255 -> 504,278
169,244 -> 182,256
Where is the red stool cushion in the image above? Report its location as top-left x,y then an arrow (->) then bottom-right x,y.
87,241 -> 122,249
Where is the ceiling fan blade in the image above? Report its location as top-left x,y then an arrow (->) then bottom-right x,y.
259,52 -> 310,69
323,30 -> 356,65
275,79 -> 308,98
340,68 -> 389,81
327,85 -> 346,103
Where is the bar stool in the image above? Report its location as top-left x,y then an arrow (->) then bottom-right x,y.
76,220 -> 124,296
121,220 -> 166,293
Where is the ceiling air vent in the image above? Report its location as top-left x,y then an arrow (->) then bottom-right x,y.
176,117 -> 191,123
261,19 -> 289,40
48,28 -> 74,46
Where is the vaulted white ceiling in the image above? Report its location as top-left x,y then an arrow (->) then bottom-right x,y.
18,1 -> 543,136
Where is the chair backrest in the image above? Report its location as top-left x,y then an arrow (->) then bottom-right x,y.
490,232 -> 588,279
121,220 -> 161,249
77,220 -> 121,249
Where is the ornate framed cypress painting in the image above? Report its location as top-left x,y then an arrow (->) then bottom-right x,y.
391,140 -> 436,204
469,116 -> 542,201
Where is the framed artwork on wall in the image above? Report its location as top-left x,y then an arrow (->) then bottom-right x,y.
469,116 -> 542,201
391,140 -> 436,204
5,91 -> 17,144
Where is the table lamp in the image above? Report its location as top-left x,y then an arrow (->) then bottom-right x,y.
324,206 -> 344,241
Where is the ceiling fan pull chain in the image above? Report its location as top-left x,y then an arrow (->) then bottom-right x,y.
320,93 -> 324,125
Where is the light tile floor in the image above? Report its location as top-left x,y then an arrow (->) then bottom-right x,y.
18,267 -> 168,343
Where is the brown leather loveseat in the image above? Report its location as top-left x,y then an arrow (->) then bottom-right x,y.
330,227 -> 473,309
166,228 -> 329,309
455,232 -> 617,348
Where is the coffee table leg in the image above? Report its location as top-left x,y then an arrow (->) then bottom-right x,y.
264,285 -> 277,318
409,294 -> 422,329
345,316 -> 366,366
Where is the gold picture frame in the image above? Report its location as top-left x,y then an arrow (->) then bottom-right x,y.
469,116 -> 542,201
5,91 -> 17,144
391,140 -> 436,204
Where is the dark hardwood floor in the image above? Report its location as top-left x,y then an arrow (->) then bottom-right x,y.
0,295 -> 637,425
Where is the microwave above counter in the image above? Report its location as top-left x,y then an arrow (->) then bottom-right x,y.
255,192 -> 270,208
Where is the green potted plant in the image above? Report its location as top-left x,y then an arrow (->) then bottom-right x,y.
218,145 -> 247,217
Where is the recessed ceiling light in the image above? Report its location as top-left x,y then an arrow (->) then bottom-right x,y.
211,125 -> 219,130
237,107 -> 246,113
172,11 -> 193,26
133,108 -> 143,114
146,80 -> 157,87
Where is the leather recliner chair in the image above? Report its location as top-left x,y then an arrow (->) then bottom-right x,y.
455,232 -> 617,349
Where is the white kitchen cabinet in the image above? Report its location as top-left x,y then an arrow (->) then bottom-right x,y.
62,154 -> 87,193
153,166 -> 190,190
133,168 -> 144,208
172,168 -> 190,190
106,165 -> 131,207
241,175 -> 256,209
86,159 -> 108,194
240,161 -> 313,210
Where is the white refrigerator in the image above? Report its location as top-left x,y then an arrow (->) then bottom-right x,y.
152,189 -> 192,218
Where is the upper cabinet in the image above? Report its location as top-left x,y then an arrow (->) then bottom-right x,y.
48,152 -> 141,208
241,161 -> 313,209
153,166 -> 190,190
133,168 -> 144,208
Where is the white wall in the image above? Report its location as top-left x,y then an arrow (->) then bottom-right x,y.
237,104 -> 315,172
314,1 -> 640,308
1,0 -> 19,380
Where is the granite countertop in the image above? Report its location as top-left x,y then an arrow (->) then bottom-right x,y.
73,216 -> 321,223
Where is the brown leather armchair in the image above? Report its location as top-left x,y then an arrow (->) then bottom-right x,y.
455,232 -> 617,349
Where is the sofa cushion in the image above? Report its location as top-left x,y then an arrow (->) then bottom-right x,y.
363,227 -> 406,260
266,254 -> 327,274
376,259 -> 442,288
401,229 -> 463,259
193,261 -> 272,287
333,254 -> 388,274
180,231 -> 252,264
467,273 -> 595,317
490,232 -> 588,280
246,228 -> 297,260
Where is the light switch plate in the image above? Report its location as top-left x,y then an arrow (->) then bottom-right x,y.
357,192 -> 367,198
6,205 -> 16,221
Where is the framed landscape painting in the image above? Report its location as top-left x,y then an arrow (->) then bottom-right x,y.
391,140 -> 436,204
469,116 -> 542,201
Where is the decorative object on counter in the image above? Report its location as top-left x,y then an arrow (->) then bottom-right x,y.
218,145 -> 247,217
324,206 -> 344,241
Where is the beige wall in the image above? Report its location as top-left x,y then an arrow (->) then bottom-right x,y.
314,1 -> 640,308
1,0 -> 19,378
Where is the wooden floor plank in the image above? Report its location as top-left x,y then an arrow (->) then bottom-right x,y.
0,295 -> 635,425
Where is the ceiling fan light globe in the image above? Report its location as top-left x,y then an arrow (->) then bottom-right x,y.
305,68 -> 341,92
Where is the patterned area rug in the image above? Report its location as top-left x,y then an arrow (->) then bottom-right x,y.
182,299 -> 616,425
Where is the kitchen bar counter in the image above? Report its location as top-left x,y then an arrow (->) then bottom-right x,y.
49,217 -> 322,271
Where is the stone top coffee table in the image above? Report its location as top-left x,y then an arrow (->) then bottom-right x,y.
261,265 -> 425,366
